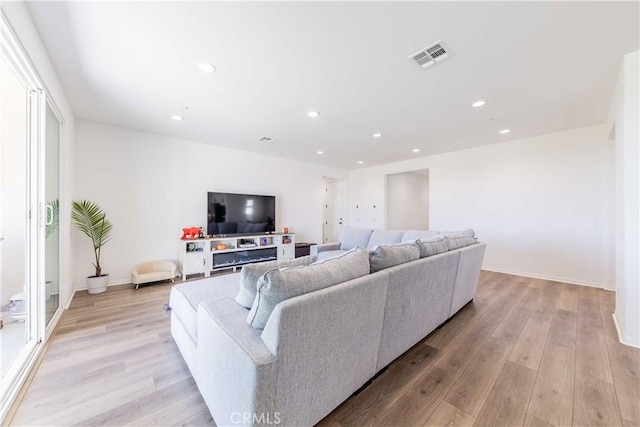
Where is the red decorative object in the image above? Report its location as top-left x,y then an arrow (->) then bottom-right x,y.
181,227 -> 201,240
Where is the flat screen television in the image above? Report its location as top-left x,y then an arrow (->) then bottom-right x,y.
207,192 -> 276,236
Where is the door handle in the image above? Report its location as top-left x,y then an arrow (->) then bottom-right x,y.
45,205 -> 53,226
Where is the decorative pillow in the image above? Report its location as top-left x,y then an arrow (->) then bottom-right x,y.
416,236 -> 448,258
443,228 -> 475,238
247,248 -> 370,329
401,230 -> 441,243
445,235 -> 476,250
235,255 -> 317,308
339,227 -> 373,250
367,230 -> 405,250
369,242 -> 420,273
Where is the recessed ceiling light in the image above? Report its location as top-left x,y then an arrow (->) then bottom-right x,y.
198,62 -> 217,73
317,150 -> 324,155
412,148 -> 421,153
373,133 -> 382,138
171,115 -> 184,121
472,100 -> 486,108
357,160 -> 364,164
499,129 -> 510,134
307,111 -> 320,118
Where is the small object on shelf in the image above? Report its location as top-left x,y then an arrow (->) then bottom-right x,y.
198,227 -> 204,238
215,244 -> 228,251
181,227 -> 201,240
186,242 -> 196,252
283,227 -> 289,233
283,238 -> 291,244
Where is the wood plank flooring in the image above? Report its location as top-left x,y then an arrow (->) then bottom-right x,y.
9,271 -> 640,426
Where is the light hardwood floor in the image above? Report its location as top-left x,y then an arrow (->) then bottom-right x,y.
9,271 -> 640,426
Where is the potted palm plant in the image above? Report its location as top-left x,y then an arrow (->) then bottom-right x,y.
72,200 -> 112,294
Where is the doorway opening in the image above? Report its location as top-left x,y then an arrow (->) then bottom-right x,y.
386,169 -> 429,230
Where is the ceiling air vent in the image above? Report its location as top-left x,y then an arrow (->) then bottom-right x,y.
409,40 -> 454,70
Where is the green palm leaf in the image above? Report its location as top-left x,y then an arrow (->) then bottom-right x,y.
72,200 -> 112,277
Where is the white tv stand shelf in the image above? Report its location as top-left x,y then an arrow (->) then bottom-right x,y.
179,233 -> 295,280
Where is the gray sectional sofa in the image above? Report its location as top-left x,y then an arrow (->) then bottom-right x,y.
169,227 -> 486,427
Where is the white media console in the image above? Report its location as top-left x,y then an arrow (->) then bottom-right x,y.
179,233 -> 295,280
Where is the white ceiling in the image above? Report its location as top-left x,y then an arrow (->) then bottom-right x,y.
27,1 -> 639,170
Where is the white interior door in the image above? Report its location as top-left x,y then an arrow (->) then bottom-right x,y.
323,180 -> 345,243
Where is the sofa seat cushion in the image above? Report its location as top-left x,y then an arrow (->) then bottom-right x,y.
445,236 -> 476,250
247,248 -> 370,329
339,227 -> 373,250
369,242 -> 420,273
170,273 -> 241,342
401,230 -> 441,243
367,230 -> 405,250
316,249 -> 348,261
235,255 -> 317,308
417,236 -> 449,258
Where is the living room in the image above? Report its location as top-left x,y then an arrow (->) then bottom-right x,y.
1,1 -> 638,426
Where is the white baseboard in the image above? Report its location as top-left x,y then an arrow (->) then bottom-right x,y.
612,312 -> 640,349
482,267 -> 614,291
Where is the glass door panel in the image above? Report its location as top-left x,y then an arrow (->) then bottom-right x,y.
0,57 -> 33,376
44,103 -> 60,326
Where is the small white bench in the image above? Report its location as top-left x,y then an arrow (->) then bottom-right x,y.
131,260 -> 177,289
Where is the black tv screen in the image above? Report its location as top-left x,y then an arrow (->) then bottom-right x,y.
207,192 -> 276,236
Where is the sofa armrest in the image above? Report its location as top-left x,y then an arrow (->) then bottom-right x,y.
197,297 -> 277,426
310,242 -> 341,256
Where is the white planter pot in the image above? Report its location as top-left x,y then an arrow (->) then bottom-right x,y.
87,274 -> 108,294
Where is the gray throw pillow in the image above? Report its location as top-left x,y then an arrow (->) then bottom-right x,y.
416,236 -> 448,258
235,255 -> 317,308
339,226 -> 373,250
401,230 -> 441,243
445,235 -> 476,250
367,230 -> 405,250
369,242 -> 420,273
247,248 -> 370,329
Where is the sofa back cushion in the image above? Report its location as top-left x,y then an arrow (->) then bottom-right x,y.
339,227 -> 373,250
367,230 -> 405,250
445,235 -> 476,250
443,228 -> 475,238
401,230 -> 441,243
235,256 -> 317,308
417,236 -> 449,258
369,242 -> 420,273
247,248 -> 370,329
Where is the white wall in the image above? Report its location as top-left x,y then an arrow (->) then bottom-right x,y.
386,171 -> 429,230
73,120 -> 348,287
2,3 -> 76,309
349,124 -> 614,288
608,51 -> 639,348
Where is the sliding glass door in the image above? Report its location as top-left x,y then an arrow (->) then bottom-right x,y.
0,54 -> 35,381
1,15 -> 63,419
44,102 -> 61,327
